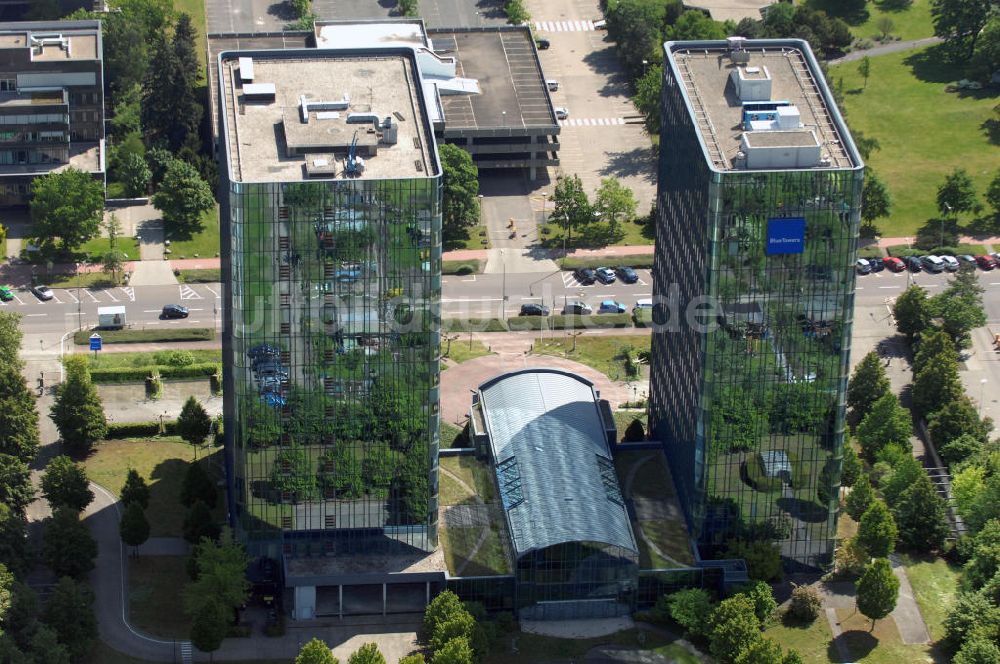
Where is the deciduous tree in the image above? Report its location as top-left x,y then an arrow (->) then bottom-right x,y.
121,468 -> 150,509
503,0 -> 530,24
666,588 -> 713,638
739,580 -> 777,624
189,598 -> 227,661
42,509 -> 97,579
0,366 -> 39,465
845,473 -> 875,521
858,56 -> 871,88
439,144 -> 480,248
734,637 -> 785,664
847,351 -> 891,418
913,352 -> 963,418
177,396 -> 212,452
861,170 -> 891,232
708,594 -> 762,664
180,462 -> 217,508
857,500 -> 897,558
347,643 -> 386,664
893,472 -> 949,551
841,443 -> 862,487
423,590 -> 464,639
856,558 -> 900,630
295,638 -> 338,664
183,500 -> 220,544
633,64 -> 662,134
183,528 -> 250,617
940,433 -> 983,466
43,576 -> 97,661
152,159 -> 215,234
987,167 -> 1000,218
0,454 -> 34,515
929,396 -> 991,449
955,637 -> 1000,664
49,356 -> 106,456
931,0 -> 996,58
119,501 -> 150,557
937,167 -> 979,216
121,152 -> 151,197
893,285 -> 931,338
856,392 -> 911,459
40,456 -> 93,513
595,178 -> 638,242
29,169 -> 104,254
932,268 -> 987,342
431,636 -> 474,664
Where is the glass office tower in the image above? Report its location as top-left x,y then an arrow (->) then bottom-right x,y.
217,50 -> 442,561
648,39 -> 864,568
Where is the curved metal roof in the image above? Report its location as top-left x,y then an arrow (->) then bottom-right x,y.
478,369 -> 638,558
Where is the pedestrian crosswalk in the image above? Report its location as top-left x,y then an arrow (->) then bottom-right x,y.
179,284 -> 203,300
535,20 -> 599,32
559,117 -> 626,127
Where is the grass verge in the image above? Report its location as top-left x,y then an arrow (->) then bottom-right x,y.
830,45 -> 998,236
165,207 -> 220,259
84,349 -> 221,369
128,556 -> 191,639
900,552 -> 961,642
848,0 -> 934,42
440,422 -> 467,449
47,273 -> 118,288
74,328 -> 215,345
534,334 -> 651,380
540,219 -> 654,248
443,259 -> 484,275
444,225 -> 489,251
79,236 -> 141,263
558,254 -> 655,270
441,338 -> 492,364
176,268 -> 221,283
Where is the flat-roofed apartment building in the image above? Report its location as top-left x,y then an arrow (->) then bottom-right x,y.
0,20 -> 104,206
648,38 -> 864,569
217,46 -> 444,619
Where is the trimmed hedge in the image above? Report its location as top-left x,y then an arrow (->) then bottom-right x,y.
443,314 -> 633,333
442,259 -> 483,275
176,268 -> 222,283
105,420 -> 178,439
557,254 -> 654,270
89,362 -> 218,383
74,328 -> 215,345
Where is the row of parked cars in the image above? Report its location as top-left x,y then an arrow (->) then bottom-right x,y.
520,298 -> 653,317
573,266 -> 640,285
856,254 -> 1000,275
247,344 -> 288,406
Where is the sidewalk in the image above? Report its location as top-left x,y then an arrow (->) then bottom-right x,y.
866,235 -> 1000,252
442,243 -> 654,262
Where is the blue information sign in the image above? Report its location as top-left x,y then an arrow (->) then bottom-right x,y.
766,217 -> 806,255
89,333 -> 102,352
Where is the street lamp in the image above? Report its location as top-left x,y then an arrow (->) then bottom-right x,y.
941,203 -> 952,247
642,59 -> 649,76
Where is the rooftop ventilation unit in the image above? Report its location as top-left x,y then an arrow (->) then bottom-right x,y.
238,57 -> 254,83
730,64 -> 772,102
727,36 -> 750,64
380,116 -> 397,145
29,33 -> 70,57
243,83 -> 276,102
299,94 -> 350,123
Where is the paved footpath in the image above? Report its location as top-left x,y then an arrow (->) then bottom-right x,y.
828,36 -> 943,65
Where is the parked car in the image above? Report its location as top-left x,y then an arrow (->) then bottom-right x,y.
593,19 -> 607,29
977,255 -> 997,270
598,300 -> 626,314
941,255 -> 959,272
616,266 -> 639,283
562,301 -> 593,315
921,255 -> 945,273
0,286 -> 13,302
519,303 -> 550,316
883,256 -> 905,272
958,254 -> 977,270
247,343 -> 280,360
161,304 -> 189,319
904,256 -> 923,272
595,267 -> 616,284
855,258 -> 871,275
546,79 -> 559,92
31,285 -> 53,301
554,107 -> 569,120
536,38 -> 550,49
868,257 -> 885,272
633,298 -> 653,312
255,361 -> 289,382
573,267 -> 596,284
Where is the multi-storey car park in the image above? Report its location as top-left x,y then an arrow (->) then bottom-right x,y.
0,20 -> 104,206
648,38 -> 865,569
217,46 -> 444,619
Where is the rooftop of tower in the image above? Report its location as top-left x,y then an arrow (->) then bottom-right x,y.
665,39 -> 860,172
218,49 -> 437,183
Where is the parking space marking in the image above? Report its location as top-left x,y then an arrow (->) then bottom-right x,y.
83,290 -> 100,303
204,285 -> 221,298
119,286 -> 135,302
10,293 -> 24,305
559,117 -> 626,127
63,290 -> 78,304
102,289 -> 119,302
561,273 -> 594,288
50,293 -> 62,303
179,284 -> 203,300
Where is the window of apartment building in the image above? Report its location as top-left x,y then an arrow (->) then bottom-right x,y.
0,79 -> 16,92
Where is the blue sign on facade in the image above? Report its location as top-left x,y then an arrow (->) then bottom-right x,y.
89,333 -> 102,352
766,217 -> 806,255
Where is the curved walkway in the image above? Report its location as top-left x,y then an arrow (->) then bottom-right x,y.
828,36 -> 943,65
87,482 -> 183,662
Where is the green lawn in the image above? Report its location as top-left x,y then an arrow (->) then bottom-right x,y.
74,328 -> 215,345
48,272 -> 117,288
540,218 -> 654,249
176,268 -> 221,283
442,259 -> 484,274
440,455 -> 496,504
128,556 -> 191,639
84,349 -> 220,370
441,338 -> 493,364
166,207 -> 221,259
830,45 -> 998,236
78,236 -> 141,263
534,334 -> 651,380
900,553 -> 961,642
444,224 -> 490,251
849,0 -> 934,41
83,439 -> 222,537
484,629 -> 676,664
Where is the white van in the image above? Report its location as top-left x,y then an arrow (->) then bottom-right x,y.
546,79 -> 559,92
633,298 -> 653,312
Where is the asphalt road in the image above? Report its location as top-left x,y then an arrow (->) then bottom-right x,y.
5,283 -> 221,335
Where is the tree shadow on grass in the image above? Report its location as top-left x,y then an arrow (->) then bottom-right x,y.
903,44 -> 965,84
982,117 -> 1000,146
829,630 -> 878,661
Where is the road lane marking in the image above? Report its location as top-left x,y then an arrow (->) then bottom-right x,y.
878,286 -> 900,289
25,313 -> 46,317
204,286 -> 220,298
143,309 -> 161,313
187,308 -> 204,312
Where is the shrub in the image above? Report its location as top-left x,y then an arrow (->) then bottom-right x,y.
105,420 -> 177,438
666,588 -> 713,637
723,539 -> 782,582
153,350 -> 195,366
622,418 -> 645,442
787,583 -> 822,622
